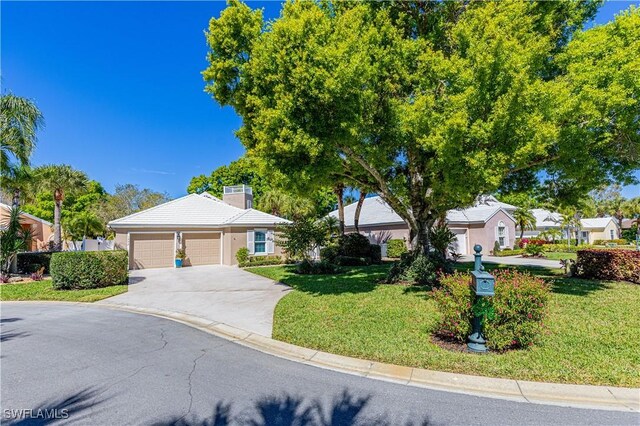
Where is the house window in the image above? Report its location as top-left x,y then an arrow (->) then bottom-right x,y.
581,231 -> 589,242
254,231 -> 266,254
497,221 -> 506,248
610,229 -> 614,239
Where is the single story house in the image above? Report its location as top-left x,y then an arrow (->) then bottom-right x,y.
522,209 -> 620,244
0,202 -> 53,251
108,186 -> 290,269
522,208 -> 563,239
329,195 -> 517,255
579,217 -> 619,244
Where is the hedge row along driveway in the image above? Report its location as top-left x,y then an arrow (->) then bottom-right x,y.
247,263 -> 640,387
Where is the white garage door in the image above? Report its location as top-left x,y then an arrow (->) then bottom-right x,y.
183,233 -> 221,266
450,229 -> 468,255
130,233 -> 174,270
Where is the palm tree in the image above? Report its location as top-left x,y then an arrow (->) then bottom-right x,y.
513,208 -> 536,239
0,94 -> 44,175
64,212 -> 104,250
34,165 -> 88,250
2,164 -> 34,209
0,207 -> 32,274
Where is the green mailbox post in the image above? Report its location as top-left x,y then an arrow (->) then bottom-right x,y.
468,244 -> 495,353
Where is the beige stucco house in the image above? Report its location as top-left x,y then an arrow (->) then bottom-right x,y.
0,203 -> 53,251
579,217 -> 619,244
108,186 -> 289,269
329,196 -> 517,255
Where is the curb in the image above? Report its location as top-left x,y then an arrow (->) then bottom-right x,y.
4,300 -> 639,413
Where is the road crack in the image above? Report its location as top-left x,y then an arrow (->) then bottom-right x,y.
175,349 -> 207,424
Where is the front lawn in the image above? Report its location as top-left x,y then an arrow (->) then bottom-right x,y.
542,252 -> 577,261
248,263 -> 640,386
0,279 -> 128,302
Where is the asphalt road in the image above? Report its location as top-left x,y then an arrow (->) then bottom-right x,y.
1,304 -> 637,426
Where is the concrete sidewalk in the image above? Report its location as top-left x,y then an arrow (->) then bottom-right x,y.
97,265 -> 290,337
460,254 -> 562,268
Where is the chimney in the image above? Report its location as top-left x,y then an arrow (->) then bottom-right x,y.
223,185 -> 253,209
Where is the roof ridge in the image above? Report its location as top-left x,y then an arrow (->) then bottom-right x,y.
108,193 -> 198,225
224,209 -> 251,224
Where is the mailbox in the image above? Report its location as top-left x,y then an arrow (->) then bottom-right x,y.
471,269 -> 495,297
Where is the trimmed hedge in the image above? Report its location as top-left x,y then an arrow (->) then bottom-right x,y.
296,259 -> 341,275
17,251 -> 54,274
432,270 -> 550,350
386,239 -> 407,258
335,255 -> 371,266
50,250 -> 129,290
493,249 -> 524,257
593,239 -> 627,246
575,249 -> 640,284
239,255 -> 284,268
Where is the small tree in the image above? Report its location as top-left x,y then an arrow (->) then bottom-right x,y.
277,217 -> 336,261
429,222 -> 457,259
513,208 -> 536,239
0,207 -> 32,274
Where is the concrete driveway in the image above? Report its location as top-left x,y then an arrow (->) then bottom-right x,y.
98,265 -> 290,337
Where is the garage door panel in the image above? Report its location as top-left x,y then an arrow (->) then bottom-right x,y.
130,233 -> 174,270
183,233 -> 220,266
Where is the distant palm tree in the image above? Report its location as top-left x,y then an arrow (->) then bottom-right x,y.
560,213 -> 581,246
513,208 -> 536,239
34,165 -> 88,250
0,94 -> 44,175
2,164 -> 34,209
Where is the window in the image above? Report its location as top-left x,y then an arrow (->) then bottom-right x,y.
497,222 -> 506,248
254,231 -> 266,254
610,229 -> 614,239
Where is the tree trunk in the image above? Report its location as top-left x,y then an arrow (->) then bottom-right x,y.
53,189 -> 63,251
334,185 -> 345,235
519,224 -> 524,240
12,189 -> 21,209
353,191 -> 366,233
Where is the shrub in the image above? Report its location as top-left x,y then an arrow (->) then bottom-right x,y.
387,252 -> 448,287
493,241 -> 502,255
320,245 -> 339,263
338,233 -> 372,258
493,248 -> 524,257
386,239 -> 407,258
517,238 -> 546,248
335,256 -> 371,266
30,267 -> 45,281
50,250 -> 128,290
369,244 -> 382,264
524,243 -> 545,257
432,270 -> 550,350
593,239 -> 627,246
543,243 -> 590,253
17,251 -> 54,274
575,249 -> 640,284
295,259 -> 340,275
236,247 -> 249,264
239,255 -> 283,268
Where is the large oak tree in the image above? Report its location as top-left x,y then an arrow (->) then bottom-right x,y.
203,1 -> 639,253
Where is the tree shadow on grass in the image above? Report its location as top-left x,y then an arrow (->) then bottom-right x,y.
279,266 -> 390,296
153,389 -> 431,426
550,277 -> 610,296
0,330 -> 31,342
5,386 -> 107,425
0,317 -> 23,323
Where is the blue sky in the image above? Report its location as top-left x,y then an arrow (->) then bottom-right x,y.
2,1 -> 639,198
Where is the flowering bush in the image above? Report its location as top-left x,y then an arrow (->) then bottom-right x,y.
575,249 -> 640,284
432,270 -> 550,350
517,238 -> 546,248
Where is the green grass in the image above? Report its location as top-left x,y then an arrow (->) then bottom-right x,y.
248,263 -> 640,386
0,279 -> 128,302
542,252 -> 577,261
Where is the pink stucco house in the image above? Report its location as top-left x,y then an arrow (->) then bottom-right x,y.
329,196 -> 517,255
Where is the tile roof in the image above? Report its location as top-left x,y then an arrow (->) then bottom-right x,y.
329,196 -> 514,227
0,202 -> 53,226
108,193 -> 290,228
580,217 -> 616,229
531,208 -> 563,228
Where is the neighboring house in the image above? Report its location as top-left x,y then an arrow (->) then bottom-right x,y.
109,186 -> 290,269
621,218 -> 637,231
579,217 -> 619,244
522,208 -> 563,239
0,202 -> 53,251
328,196 -> 517,255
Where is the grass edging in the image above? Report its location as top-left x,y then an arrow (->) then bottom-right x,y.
0,279 -> 127,302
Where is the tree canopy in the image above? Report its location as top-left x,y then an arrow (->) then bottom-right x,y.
203,1 -> 639,252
